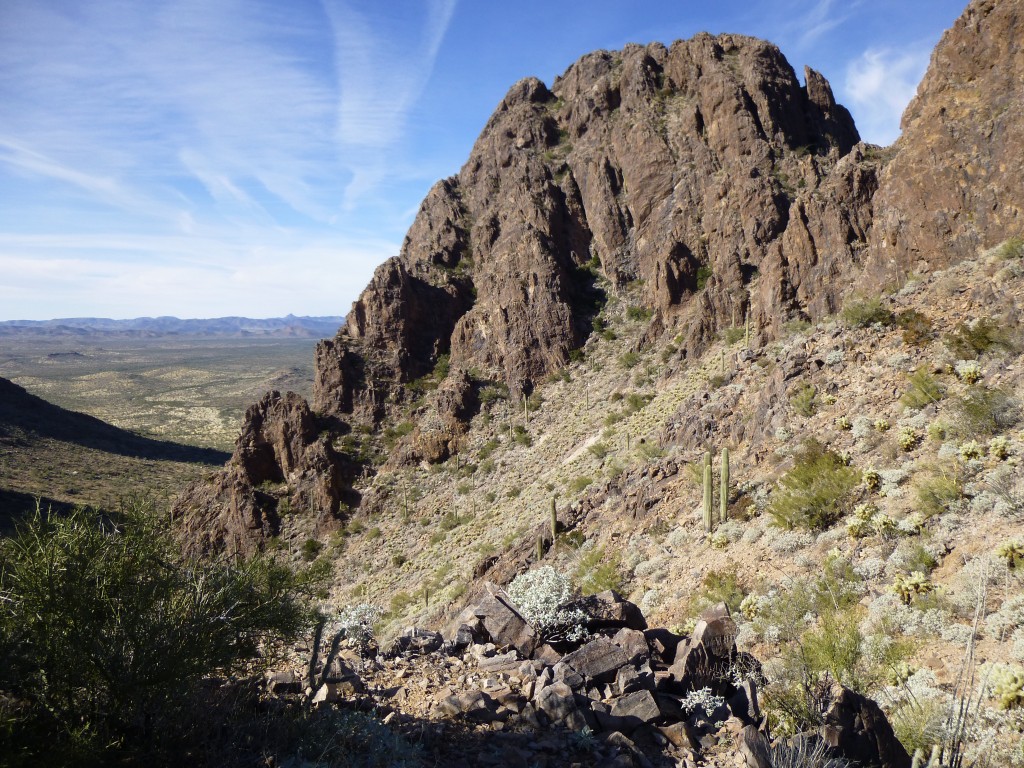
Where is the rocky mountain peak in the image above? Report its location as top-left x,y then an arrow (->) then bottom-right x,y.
315,32 -> 875,421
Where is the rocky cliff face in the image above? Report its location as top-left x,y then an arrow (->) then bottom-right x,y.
173,391 -> 349,556
869,0 -> 1024,281
316,33 -> 879,415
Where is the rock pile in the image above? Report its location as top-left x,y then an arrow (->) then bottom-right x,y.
268,584 -> 909,768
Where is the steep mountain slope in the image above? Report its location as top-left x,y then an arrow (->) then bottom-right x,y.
869,0 -> 1024,279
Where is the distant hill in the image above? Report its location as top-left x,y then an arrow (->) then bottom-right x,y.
0,314 -> 345,339
0,375 -> 229,531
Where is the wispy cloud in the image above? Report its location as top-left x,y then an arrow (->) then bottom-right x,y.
323,0 -> 457,207
843,45 -> 932,145
0,0 -> 464,318
0,228 -> 397,319
795,0 -> 846,47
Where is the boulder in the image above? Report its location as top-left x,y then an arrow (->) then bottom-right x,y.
737,724 -> 772,768
266,670 -> 302,695
560,636 -> 630,684
610,690 -> 662,729
612,627 -> 650,664
821,685 -> 911,768
471,583 -> 540,658
571,591 -> 648,631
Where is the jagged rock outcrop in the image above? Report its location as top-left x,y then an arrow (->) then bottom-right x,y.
315,33 -> 879,415
869,0 -> 1024,280
173,391 -> 348,556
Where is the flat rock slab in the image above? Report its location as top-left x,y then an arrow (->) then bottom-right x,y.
472,584 -> 539,658
561,636 -> 629,684
610,690 -> 661,724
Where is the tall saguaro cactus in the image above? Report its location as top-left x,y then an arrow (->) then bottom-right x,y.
704,460 -> 712,532
550,497 -> 558,541
720,447 -> 730,523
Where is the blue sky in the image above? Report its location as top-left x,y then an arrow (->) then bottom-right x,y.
0,0 -> 967,321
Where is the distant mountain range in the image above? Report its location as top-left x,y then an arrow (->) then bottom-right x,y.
0,314 -> 345,339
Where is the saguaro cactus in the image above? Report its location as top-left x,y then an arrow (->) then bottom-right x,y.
720,447 -> 730,523
703,462 -> 714,533
550,497 -> 558,541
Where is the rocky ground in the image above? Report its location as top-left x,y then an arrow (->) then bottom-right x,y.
265,584 -> 907,768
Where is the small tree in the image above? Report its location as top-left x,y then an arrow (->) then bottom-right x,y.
0,498 -> 322,764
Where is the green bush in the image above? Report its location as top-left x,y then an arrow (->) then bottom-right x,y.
512,424 -> 533,447
896,309 -> 933,346
900,369 -> 945,409
723,326 -> 745,344
574,547 -> 623,595
944,317 -> 1015,358
0,500 -> 319,765
698,568 -> 747,614
696,265 -> 712,291
768,440 -> 860,530
949,386 -> 1020,438
619,351 -> 641,369
841,297 -> 894,328
915,468 -> 963,518
790,383 -> 817,417
756,556 -> 911,737
570,476 -> 593,493
301,537 -> 324,561
995,235 -> 1024,260
625,306 -> 653,322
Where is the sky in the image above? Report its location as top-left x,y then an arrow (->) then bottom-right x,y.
0,0 -> 969,321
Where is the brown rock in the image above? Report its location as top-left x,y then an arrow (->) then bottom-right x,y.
173,391 -> 347,556
560,636 -> 630,684
821,685 -> 911,768
869,0 -> 1024,283
311,33 -> 878,416
571,590 -> 648,631
737,724 -> 772,768
611,628 -> 650,664
471,583 -> 540,658
610,690 -> 661,726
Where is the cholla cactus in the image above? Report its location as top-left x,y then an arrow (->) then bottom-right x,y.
874,514 -> 899,539
959,440 -> 983,460
846,503 -> 877,538
898,427 -> 919,451
874,418 -> 891,432
893,572 -> 936,605
846,503 -> 900,539
955,360 -> 983,384
989,436 -> 1011,460
897,513 -> 926,536
739,592 -> 765,620
863,468 -> 881,492
996,540 -> 1024,570
506,566 -> 589,643
836,415 -> 852,431
987,663 -> 1024,710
